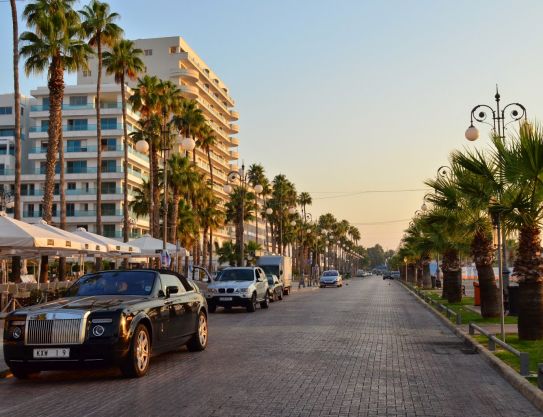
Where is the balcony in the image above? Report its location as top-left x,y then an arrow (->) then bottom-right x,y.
229,150 -> 239,160
230,137 -> 239,146
229,124 -> 239,133
179,85 -> 199,99
0,168 -> 14,176
230,110 -> 239,121
23,210 -> 123,219
229,163 -> 239,171
29,123 -> 135,134
170,68 -> 199,82
30,102 -> 122,112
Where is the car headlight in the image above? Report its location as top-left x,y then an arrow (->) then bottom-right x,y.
235,288 -> 248,293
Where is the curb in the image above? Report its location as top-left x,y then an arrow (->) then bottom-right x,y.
398,281 -> 543,413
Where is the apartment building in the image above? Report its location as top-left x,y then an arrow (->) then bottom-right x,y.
20,84 -> 149,238
77,36 -> 244,245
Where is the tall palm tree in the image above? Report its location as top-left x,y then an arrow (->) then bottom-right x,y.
80,0 -> 123,254
10,0 -> 22,282
225,186 -> 256,266
129,179 -> 151,219
199,124 -> 216,187
103,39 -> 144,243
172,99 -> 205,163
21,0 -> 91,282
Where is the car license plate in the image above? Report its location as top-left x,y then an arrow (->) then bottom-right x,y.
33,348 -> 70,359
219,297 -> 233,301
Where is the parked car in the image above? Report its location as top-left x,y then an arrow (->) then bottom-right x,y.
3,269 -> 208,379
319,270 -> 343,288
383,271 -> 400,280
206,267 -> 269,313
266,274 -> 283,302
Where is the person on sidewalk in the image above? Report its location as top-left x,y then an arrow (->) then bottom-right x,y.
298,274 -> 306,289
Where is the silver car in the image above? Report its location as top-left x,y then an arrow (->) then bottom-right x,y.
206,267 -> 269,312
319,270 -> 343,288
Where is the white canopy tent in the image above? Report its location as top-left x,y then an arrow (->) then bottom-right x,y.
34,221 -> 108,254
128,234 -> 189,257
73,228 -> 140,255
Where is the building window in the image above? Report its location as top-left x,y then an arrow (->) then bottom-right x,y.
101,118 -> 117,130
0,107 -> 13,115
66,203 -> 75,217
67,182 -> 76,190
54,183 -> 60,195
0,164 -> 5,175
27,204 -> 34,217
169,46 -> 177,54
69,96 -> 88,107
21,184 -> 35,196
83,203 -> 89,212
67,119 -> 88,131
82,70 -> 91,77
41,120 -> 49,131
0,145 -> 7,155
67,160 -> 87,174
103,224 -> 116,237
66,140 -> 84,152
101,160 -> 117,173
101,203 -> 116,216
101,138 -> 117,151
52,204 -> 57,217
84,183 -> 89,192
42,98 -> 50,110
101,182 -> 117,194
144,49 -> 152,56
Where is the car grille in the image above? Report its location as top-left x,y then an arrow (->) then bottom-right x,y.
26,319 -> 84,345
226,288 -> 234,293
218,288 -> 226,293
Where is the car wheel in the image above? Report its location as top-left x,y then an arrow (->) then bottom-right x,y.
260,292 -> 270,309
120,324 -> 151,378
208,303 -> 217,313
246,293 -> 257,312
187,311 -> 208,352
9,364 -> 40,379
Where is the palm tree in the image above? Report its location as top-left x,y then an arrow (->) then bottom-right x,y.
199,124 -> 216,187
215,241 -> 237,266
103,39 -> 144,243
172,99 -> 205,163
80,0 -> 123,253
21,0 -> 91,282
198,191 -> 224,271
129,179 -> 151,219
225,187 -> 256,266
10,0 -> 21,282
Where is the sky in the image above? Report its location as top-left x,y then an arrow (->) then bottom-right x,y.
1,0 -> 543,250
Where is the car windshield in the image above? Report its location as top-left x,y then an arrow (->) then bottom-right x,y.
323,271 -> 338,276
66,271 -> 156,296
217,269 -> 254,282
259,265 -> 279,276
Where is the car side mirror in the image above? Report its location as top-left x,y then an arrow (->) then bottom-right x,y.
166,286 -> 179,297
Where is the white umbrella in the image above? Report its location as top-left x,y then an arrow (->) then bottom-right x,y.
73,228 -> 140,255
129,234 -> 189,257
34,221 -> 107,254
0,213 -> 75,251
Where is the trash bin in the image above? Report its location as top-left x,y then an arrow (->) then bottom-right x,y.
508,285 -> 519,316
473,282 -> 481,306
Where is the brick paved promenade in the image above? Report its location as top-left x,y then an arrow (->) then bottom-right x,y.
0,277 -> 540,417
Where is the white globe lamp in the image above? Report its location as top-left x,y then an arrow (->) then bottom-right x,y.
290,220 -> 296,226
265,207 -> 273,215
135,139 -> 149,154
223,184 -> 233,194
288,207 -> 296,215
180,136 -> 196,151
254,184 -> 263,194
465,125 -> 479,141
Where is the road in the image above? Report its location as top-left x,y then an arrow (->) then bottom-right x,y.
0,277 -> 540,417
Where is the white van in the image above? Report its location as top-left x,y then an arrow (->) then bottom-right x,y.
256,256 -> 292,295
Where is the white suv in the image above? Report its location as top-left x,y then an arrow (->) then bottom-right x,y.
206,267 -> 269,313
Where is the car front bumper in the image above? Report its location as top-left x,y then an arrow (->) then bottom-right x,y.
207,295 -> 251,308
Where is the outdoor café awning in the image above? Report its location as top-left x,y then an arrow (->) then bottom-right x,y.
73,228 -> 141,255
129,234 -> 190,257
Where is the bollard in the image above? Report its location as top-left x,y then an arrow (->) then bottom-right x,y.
520,352 -> 530,377
538,364 -> 543,389
469,324 -> 474,335
456,314 -> 462,325
488,337 -> 496,351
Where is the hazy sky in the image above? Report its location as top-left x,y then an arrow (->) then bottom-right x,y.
1,0 -> 542,249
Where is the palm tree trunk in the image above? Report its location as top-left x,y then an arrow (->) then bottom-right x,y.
148,138 -> 154,238
169,194 -> 180,243
152,145 -> 160,238
472,230 -> 499,318
416,263 -> 423,287
202,228 -> 208,270
121,76 -> 129,271
515,225 -> 543,340
422,255 -> 432,289
58,130 -> 66,281
208,228 -> 213,271
10,0 -> 21,283
442,248 -> 462,303
41,56 -> 64,284
95,36 -> 103,271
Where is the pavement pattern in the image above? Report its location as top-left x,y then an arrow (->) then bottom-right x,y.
0,277 -> 540,417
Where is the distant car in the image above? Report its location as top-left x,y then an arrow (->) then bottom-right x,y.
319,270 -> 343,288
206,267 -> 269,313
383,271 -> 399,280
3,269 -> 208,379
266,274 -> 283,302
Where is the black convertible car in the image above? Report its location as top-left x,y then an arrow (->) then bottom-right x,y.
3,269 -> 208,378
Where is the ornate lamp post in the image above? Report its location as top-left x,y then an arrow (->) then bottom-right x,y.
265,206 -> 273,253
223,164 -> 262,266
466,88 -> 527,290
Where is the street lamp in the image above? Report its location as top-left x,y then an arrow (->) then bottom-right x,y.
466,88 -> 527,293
489,196 -> 506,341
223,163 -> 261,266
253,184 -> 263,248
265,206 -> 273,253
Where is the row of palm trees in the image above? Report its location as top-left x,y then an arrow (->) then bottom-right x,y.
398,122 -> 543,341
